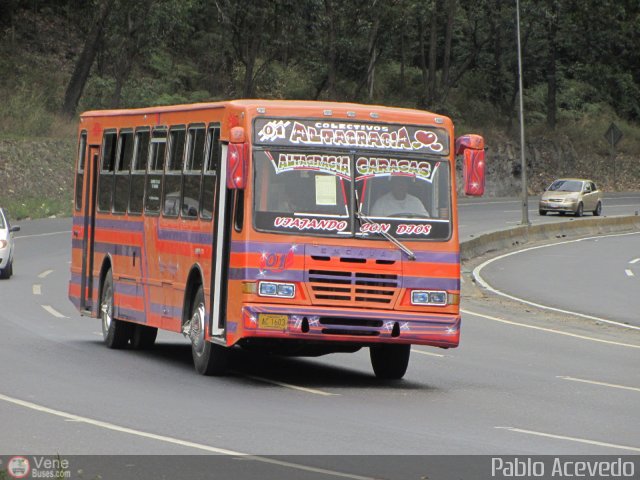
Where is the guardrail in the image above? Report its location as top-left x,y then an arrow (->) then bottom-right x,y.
460,215 -> 640,262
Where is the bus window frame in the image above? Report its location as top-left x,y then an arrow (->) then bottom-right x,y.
128,127 -> 150,216
113,128 -> 134,215
74,130 -> 88,211
199,123 -> 221,221
97,129 -> 118,213
181,123 -> 207,221
162,125 -> 186,219
144,126 -> 167,216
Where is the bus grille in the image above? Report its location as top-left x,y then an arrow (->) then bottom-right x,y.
307,269 -> 399,308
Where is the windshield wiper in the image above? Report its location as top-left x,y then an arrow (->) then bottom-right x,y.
354,191 -> 416,261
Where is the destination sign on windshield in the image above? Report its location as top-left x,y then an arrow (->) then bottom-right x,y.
254,118 -> 449,155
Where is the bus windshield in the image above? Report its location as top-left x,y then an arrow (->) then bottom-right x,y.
253,150 -> 352,237
253,150 -> 452,240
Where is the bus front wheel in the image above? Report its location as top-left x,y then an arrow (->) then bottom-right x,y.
190,286 -> 229,376
369,344 -> 410,380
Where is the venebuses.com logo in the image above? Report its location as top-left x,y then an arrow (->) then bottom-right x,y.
7,456 -> 30,479
4,456 -> 71,479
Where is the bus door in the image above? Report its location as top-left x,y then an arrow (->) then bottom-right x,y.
207,125 -> 230,343
79,146 -> 100,312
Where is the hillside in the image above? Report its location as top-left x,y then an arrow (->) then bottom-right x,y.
1,1 -> 639,219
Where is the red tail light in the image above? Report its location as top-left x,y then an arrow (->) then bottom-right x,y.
226,142 -> 248,189
455,134 -> 486,197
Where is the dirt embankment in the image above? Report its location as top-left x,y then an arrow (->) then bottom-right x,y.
0,138 -> 74,219
463,131 -> 639,197
0,132 -> 636,220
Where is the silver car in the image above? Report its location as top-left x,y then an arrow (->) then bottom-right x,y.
539,178 -> 603,217
0,208 -> 20,279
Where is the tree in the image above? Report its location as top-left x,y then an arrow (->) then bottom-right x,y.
61,0 -> 115,117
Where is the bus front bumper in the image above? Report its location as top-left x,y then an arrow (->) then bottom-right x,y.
237,305 -> 460,348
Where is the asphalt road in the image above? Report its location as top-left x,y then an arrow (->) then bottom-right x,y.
1,196 -> 639,478
476,232 -> 640,327
458,191 -> 640,240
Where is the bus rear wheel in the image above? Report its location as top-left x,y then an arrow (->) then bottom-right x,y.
369,344 -> 410,380
189,286 -> 229,376
101,270 -> 133,349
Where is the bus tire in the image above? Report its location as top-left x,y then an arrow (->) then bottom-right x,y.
101,270 -> 133,349
190,286 -> 229,376
369,344 -> 410,380
131,324 -> 158,349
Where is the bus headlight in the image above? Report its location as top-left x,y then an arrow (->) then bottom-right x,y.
258,281 -> 296,298
411,290 -> 447,306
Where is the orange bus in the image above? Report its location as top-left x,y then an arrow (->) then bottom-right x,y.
69,100 -> 485,379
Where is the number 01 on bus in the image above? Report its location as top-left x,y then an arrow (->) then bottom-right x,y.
68,100 -> 486,379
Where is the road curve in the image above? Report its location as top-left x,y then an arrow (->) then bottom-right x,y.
1,199 -> 639,475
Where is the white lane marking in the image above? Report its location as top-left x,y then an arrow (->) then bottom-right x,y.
38,269 -> 54,278
32,284 -> 42,295
458,200 -> 521,207
0,392 -> 377,480
240,373 -> 339,396
41,305 -> 68,319
472,231 -> 640,331
626,269 -> 635,277
495,426 -> 640,453
411,349 -> 445,358
461,309 -> 640,349
15,231 -> 71,240
557,376 -> 640,393
629,258 -> 640,264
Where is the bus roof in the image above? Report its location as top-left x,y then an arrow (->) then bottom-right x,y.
80,99 -> 451,125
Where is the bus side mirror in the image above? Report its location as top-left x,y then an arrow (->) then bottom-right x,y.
455,134 -> 486,197
226,127 -> 248,190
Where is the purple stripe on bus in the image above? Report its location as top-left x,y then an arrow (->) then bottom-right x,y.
150,302 -> 182,319
94,242 -> 142,258
116,307 -> 146,323
402,276 -> 459,291
157,229 -> 213,245
230,241 -> 458,264
231,241 -> 298,254
114,282 -> 139,297
230,266 -> 457,291
413,251 -> 459,263
95,218 -> 145,232
229,267 -> 305,282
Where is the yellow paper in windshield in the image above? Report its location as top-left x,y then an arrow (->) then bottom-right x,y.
315,175 -> 337,205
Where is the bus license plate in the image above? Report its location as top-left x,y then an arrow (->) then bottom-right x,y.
258,314 -> 288,330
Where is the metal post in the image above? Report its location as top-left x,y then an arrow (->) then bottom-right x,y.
516,0 -> 530,226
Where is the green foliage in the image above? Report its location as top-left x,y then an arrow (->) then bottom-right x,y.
0,86 -> 57,137
1,0 -> 640,217
3,197 -> 70,221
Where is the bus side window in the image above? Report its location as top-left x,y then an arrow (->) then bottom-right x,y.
75,131 -> 87,211
144,127 -> 166,215
200,124 -> 220,220
129,128 -> 149,215
163,126 -> 185,217
97,130 -> 117,212
182,124 -> 206,219
113,129 -> 133,214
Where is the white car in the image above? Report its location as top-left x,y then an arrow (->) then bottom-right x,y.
0,208 -> 20,279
